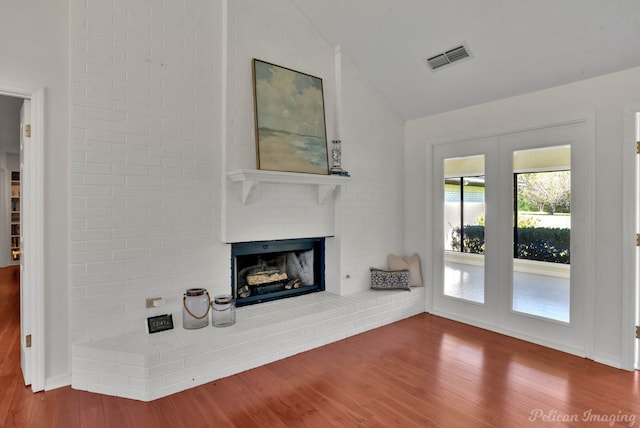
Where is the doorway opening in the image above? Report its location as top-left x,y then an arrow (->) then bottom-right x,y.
441,146 -> 571,322
0,86 -> 45,392
0,94 -> 26,386
433,119 -> 592,358
0,95 -> 23,267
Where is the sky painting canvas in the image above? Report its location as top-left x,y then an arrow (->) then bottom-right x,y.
253,59 -> 329,174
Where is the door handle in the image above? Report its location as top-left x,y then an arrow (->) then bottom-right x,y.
12,248 -> 22,259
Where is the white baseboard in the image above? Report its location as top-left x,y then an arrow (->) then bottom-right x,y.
430,309 -> 587,360
45,373 -> 71,391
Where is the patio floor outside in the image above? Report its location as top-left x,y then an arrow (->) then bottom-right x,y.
444,261 -> 570,323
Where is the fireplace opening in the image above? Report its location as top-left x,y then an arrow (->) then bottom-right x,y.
231,237 -> 325,307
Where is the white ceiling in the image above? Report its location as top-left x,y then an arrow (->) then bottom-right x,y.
290,0 -> 640,120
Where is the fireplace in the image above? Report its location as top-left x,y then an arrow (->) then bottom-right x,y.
231,237 -> 325,307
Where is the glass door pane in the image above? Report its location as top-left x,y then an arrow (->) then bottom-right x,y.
512,146 -> 570,322
444,155 -> 485,303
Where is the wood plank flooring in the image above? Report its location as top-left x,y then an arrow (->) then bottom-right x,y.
2,266 -> 639,427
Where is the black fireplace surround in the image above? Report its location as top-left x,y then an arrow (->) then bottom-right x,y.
231,237 -> 325,307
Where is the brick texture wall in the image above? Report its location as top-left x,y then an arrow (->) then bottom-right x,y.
70,0 -> 406,345
70,0 -> 224,342
223,0 -> 338,243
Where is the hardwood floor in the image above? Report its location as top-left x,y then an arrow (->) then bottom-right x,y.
2,266 -> 639,427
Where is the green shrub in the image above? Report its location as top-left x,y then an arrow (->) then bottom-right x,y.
450,225 -> 485,254
516,227 -> 570,264
450,225 -> 570,264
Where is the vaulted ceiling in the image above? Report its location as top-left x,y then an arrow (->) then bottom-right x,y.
290,0 -> 640,120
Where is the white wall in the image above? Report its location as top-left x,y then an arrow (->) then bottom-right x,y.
69,0 -> 224,341
337,53 -> 405,294
69,0 -> 405,351
0,96 -> 22,155
6,154 -> 19,172
223,0 -> 338,243
405,66 -> 640,368
0,0 -> 70,386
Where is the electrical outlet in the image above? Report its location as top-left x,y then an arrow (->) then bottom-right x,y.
146,297 -> 162,309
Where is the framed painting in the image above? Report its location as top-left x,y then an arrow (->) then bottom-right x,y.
252,59 -> 329,175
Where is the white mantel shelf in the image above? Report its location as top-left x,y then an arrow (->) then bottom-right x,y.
228,169 -> 350,204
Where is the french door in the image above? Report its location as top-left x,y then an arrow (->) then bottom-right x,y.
432,121 -> 592,356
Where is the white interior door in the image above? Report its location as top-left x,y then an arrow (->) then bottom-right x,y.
19,99 -> 30,386
432,119 -> 593,357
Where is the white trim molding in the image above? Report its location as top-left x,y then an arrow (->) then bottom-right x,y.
622,102 -> 640,371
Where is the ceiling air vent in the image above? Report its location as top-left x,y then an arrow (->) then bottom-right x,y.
426,45 -> 471,71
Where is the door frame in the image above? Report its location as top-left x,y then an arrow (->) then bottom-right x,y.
0,84 -> 45,391
622,102 -> 640,371
427,113 -> 596,361
1,167 -> 7,267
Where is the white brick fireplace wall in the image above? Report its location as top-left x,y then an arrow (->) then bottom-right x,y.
69,0 -> 418,401
222,0 -> 407,294
222,0 -> 339,244
70,0 -> 226,344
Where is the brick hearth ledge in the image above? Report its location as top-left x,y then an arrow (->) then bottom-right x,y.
72,288 -> 426,401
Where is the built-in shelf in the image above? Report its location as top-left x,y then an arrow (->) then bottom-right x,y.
10,171 -> 20,264
228,169 -> 350,204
